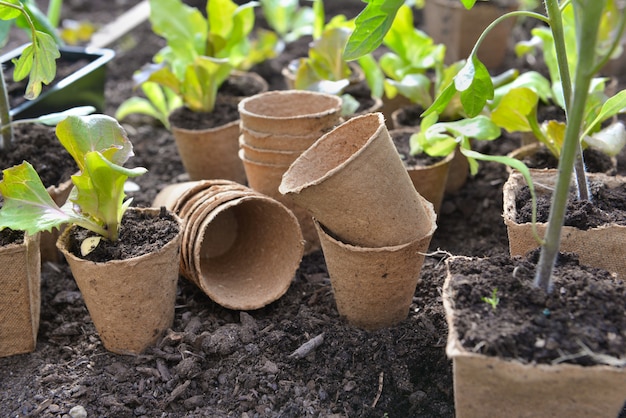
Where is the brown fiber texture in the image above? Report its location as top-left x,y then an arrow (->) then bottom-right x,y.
0,233 -> 41,358
170,119 -> 246,183
503,169 -> 626,279
240,150 -> 319,254
193,195 -> 304,310
154,181 -> 304,310
238,90 -> 342,136
56,209 -> 183,355
314,195 -> 436,330
280,112 -> 433,247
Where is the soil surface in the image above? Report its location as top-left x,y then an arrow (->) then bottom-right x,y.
2,1 -> 626,417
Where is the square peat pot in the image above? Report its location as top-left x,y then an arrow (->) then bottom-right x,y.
1,44 -> 115,120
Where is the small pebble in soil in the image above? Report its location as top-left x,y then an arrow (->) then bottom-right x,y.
69,405 -> 87,418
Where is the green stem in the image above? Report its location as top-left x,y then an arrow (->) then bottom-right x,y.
544,0 -> 591,201
534,0 -> 605,292
46,0 -> 63,28
469,11 -> 550,58
0,73 -> 11,149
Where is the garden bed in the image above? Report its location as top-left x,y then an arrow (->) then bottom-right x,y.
1,1 -> 626,417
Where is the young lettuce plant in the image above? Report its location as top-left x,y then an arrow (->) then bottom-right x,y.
0,0 -> 61,147
0,114 -> 147,250
345,0 -> 626,290
259,0 -> 315,46
133,0 -> 262,114
286,0 -> 384,116
376,3 -> 467,120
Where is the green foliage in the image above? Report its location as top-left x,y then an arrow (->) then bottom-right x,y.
115,82 -> 182,129
259,0 -> 315,44
342,0 -> 404,61
0,0 -> 60,100
375,4 -> 466,119
0,0 -> 62,148
0,115 -> 147,242
137,0 -> 265,113
511,1 -> 626,158
289,5 -> 374,116
292,26 -> 354,92
482,288 -> 500,310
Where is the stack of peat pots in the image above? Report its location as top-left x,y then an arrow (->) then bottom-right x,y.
237,90 -> 343,254
153,179 -> 304,310
279,112 -> 438,330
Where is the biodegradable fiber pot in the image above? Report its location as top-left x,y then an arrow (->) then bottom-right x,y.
168,71 -> 268,183
39,177 -> 74,263
390,106 -> 470,194
314,195 -> 436,330
390,128 -> 454,215
503,169 -> 626,279
56,208 -> 183,355
0,232 -> 40,358
443,255 -> 626,418
279,112 -> 434,247
238,90 -> 343,136
169,111 -> 246,183
153,180 -> 304,310
238,90 -> 343,253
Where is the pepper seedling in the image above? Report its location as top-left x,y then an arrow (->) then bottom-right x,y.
0,114 -> 147,249
0,0 -> 61,148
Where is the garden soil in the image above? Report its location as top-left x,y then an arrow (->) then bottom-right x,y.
1,1 -> 626,417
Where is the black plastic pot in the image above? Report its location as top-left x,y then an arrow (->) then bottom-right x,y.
1,44 -> 115,120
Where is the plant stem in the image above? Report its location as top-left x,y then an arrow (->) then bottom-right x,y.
534,0 -> 606,292
544,0 -> 591,201
0,72 -> 12,149
469,10 -> 549,58
46,0 -> 63,28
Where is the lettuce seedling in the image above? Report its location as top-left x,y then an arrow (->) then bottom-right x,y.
259,0 -> 315,45
0,114 -> 147,244
132,0 -> 267,114
115,81 -> 182,129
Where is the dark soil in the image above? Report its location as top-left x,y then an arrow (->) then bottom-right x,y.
391,129 -> 446,167
1,1 -> 626,417
446,251 -> 626,365
65,208 -> 181,262
0,123 -> 78,188
515,179 -> 626,228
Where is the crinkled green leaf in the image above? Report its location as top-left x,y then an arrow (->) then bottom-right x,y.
260,0 -> 299,37
0,162 -> 72,234
385,74 -> 431,108
491,87 -> 539,133
70,151 -> 146,239
308,27 -> 352,81
583,89 -> 626,137
492,71 -> 552,108
56,115 -> 134,171
149,0 -> 205,66
584,122 -> 626,157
